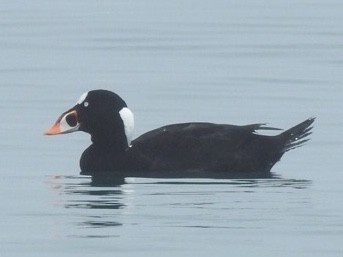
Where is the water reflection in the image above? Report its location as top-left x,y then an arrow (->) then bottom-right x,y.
88,172 -> 311,188
53,176 -> 126,209
79,220 -> 122,229
135,177 -> 312,190
49,175 -> 127,237
48,175 -> 311,238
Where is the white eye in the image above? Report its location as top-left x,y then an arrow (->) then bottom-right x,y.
84,101 -> 89,107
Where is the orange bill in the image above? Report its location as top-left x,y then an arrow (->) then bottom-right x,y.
44,110 -> 79,135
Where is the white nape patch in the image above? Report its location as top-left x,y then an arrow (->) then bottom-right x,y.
76,91 -> 88,105
119,107 -> 134,145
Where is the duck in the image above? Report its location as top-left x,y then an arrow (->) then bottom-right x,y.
45,89 -> 314,179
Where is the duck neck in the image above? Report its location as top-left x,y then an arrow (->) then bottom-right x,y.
90,124 -> 128,153
91,134 -> 128,153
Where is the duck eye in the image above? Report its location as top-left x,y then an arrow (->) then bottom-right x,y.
84,101 -> 89,107
66,113 -> 77,127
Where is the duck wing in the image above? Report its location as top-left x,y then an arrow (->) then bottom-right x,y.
129,122 -> 281,175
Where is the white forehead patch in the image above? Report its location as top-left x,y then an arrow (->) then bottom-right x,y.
119,107 -> 134,146
77,91 -> 88,105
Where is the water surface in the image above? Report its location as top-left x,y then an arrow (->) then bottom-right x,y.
0,1 -> 342,256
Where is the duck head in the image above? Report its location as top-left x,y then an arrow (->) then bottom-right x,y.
45,90 -> 134,150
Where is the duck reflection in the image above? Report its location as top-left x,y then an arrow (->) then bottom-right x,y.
49,174 -> 311,237
60,177 -> 126,210
64,188 -> 125,210
150,177 -> 312,189
49,175 -> 130,235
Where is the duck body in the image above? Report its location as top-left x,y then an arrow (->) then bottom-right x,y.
45,90 -> 314,179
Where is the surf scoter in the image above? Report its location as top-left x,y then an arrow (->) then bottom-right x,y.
45,89 -> 314,179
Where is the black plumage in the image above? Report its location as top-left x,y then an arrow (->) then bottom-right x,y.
45,89 -> 314,179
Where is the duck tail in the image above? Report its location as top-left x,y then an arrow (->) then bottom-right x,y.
280,117 -> 315,153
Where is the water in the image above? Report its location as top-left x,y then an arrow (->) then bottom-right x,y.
1,0 -> 342,256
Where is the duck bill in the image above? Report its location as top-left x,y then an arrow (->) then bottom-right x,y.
44,110 -> 80,135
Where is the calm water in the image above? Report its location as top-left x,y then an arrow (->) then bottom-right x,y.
1,0 -> 343,256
